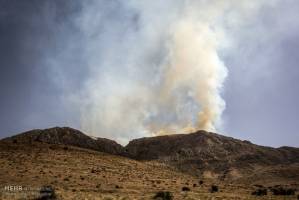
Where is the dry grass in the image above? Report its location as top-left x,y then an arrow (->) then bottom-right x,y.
0,142 -> 298,200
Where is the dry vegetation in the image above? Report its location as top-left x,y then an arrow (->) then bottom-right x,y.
0,142 -> 298,200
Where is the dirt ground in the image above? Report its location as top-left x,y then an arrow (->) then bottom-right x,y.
0,142 -> 298,200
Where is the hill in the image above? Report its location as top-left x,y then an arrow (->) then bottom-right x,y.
1,127 -> 299,199
125,130 -> 299,184
1,127 -> 123,155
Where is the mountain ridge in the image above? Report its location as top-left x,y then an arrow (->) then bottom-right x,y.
1,126 -> 299,184
1,127 -> 124,155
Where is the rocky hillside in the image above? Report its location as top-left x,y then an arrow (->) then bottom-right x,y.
4,141 -> 294,200
125,130 -> 299,183
1,127 -> 123,155
2,127 -> 299,184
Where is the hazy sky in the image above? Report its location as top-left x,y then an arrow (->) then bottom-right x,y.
0,0 -> 298,147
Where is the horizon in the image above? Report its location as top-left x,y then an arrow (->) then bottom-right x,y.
1,126 -> 298,148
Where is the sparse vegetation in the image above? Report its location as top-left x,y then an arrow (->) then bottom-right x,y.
182,186 -> 190,191
35,185 -> 56,200
251,188 -> 267,196
153,191 -> 173,200
210,185 -> 218,193
271,187 -> 296,195
0,127 -> 298,199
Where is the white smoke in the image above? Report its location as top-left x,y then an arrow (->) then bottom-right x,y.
69,0 -> 277,144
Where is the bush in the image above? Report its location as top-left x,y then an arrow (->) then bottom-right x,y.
182,187 -> 190,192
210,185 -> 218,193
271,187 -> 296,195
153,191 -> 173,200
199,180 -> 204,185
35,185 -> 56,200
252,188 -> 267,196
286,189 -> 295,195
63,177 -> 69,181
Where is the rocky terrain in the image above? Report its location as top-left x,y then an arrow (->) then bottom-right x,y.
1,127 -> 124,155
125,131 -> 299,184
0,127 -> 298,199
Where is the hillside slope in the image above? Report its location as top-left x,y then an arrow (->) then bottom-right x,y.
2,127 -> 124,155
125,130 -> 299,183
2,127 -> 299,185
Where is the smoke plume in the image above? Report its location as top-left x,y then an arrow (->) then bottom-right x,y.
57,0 -> 277,144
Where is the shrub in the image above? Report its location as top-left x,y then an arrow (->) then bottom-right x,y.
252,188 -> 267,196
153,191 -> 173,200
63,178 -> 69,181
210,185 -> 218,193
271,187 -> 296,195
286,189 -> 295,195
182,187 -> 190,192
35,185 -> 56,200
199,180 -> 204,185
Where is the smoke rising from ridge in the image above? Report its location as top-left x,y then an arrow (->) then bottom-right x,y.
2,0 -> 299,147
56,0 -> 278,144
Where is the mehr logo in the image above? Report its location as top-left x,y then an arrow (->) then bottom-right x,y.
4,185 -> 23,191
